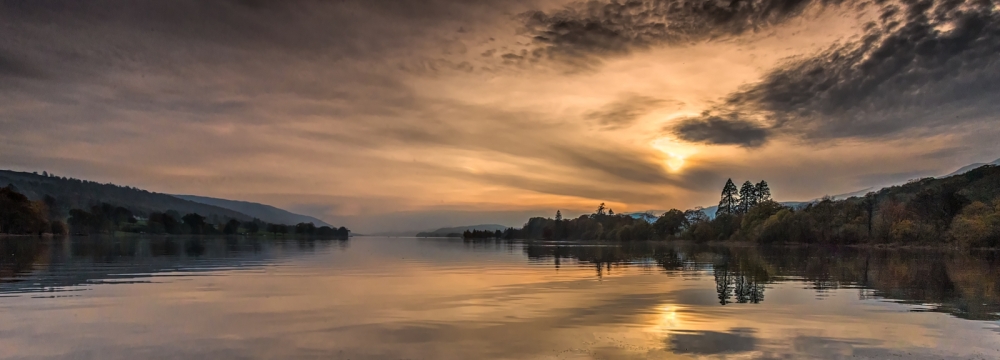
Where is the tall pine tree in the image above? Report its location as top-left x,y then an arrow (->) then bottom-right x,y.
755,180 -> 771,203
718,179 -> 739,215
739,181 -> 757,214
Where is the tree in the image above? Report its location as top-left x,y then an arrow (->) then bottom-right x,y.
596,203 -> 606,216
718,179 -> 739,216
755,181 -> 771,203
296,222 -> 317,235
608,209 -> 615,216
739,181 -> 757,214
654,209 -> 688,239
42,195 -> 61,221
336,226 -> 349,240
67,209 -> 93,234
182,213 -> 209,234
555,210 -> 562,221
0,186 -> 49,235
862,192 -> 877,237
244,220 -> 260,234
50,220 -> 67,235
223,219 -> 241,235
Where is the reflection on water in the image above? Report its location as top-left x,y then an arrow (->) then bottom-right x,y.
1,236 -> 999,359
0,236 -> 347,296
521,241 -> 1000,320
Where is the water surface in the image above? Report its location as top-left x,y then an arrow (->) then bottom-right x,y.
2,236 -> 1000,359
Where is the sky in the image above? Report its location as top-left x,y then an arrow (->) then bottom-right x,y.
2,0 -> 999,233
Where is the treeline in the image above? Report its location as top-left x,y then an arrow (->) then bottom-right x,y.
462,229 -> 503,239
502,165 -> 1000,247
1,186 -> 349,239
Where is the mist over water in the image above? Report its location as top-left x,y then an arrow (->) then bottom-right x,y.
2,236 -> 1000,359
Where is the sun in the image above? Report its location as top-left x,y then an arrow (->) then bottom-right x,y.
651,138 -> 698,172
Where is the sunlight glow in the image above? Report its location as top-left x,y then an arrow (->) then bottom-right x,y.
651,304 -> 682,334
651,138 -> 699,172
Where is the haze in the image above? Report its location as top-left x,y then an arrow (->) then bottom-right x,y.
2,0 -> 998,233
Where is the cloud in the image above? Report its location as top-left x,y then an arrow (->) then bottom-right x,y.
519,0 -> 844,65
693,0 -> 1000,141
668,328 -> 758,354
670,115 -> 770,147
4,0 -> 999,232
0,50 -> 45,80
585,94 -> 666,129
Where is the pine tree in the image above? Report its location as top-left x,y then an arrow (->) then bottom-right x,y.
596,203 -> 606,216
755,180 -> 771,203
739,181 -> 756,213
608,209 -> 615,216
555,210 -> 562,221
718,179 -> 739,215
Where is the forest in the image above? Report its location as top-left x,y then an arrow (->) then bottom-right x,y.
491,165 -> 1000,247
0,185 -> 349,239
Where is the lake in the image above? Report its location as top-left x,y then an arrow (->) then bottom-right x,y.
1,236 -> 1000,359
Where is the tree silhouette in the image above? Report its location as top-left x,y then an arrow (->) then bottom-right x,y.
654,209 -> 688,239
223,219 -> 241,235
755,180 -> 771,203
182,213 -> 209,234
718,179 -> 739,216
739,181 -> 757,214
596,203 -> 606,216
555,210 -> 562,221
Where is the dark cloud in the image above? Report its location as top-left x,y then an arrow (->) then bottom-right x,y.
520,0 -> 845,64
670,115 -> 770,147
585,94 -> 666,129
694,0 -> 1000,142
0,50 -> 45,80
668,328 -> 758,354
555,145 -> 673,183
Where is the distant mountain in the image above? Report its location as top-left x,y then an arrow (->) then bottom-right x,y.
175,195 -> 332,227
943,158 -> 1000,177
807,158 -> 1000,203
623,212 -> 661,223
416,224 -> 508,237
695,202 -> 809,219
822,187 -> 877,201
0,170 -> 251,221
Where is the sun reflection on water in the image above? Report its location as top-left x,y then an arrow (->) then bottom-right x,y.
651,304 -> 682,334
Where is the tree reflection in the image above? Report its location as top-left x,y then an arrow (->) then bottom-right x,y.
0,236 -> 349,293
712,253 -> 768,305
518,240 -> 1000,320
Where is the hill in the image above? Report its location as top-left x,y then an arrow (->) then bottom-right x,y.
944,158 -> 1000,177
810,157 -> 1000,203
498,164 -> 1000,246
0,170 -> 251,222
416,224 -> 507,237
174,195 -> 331,227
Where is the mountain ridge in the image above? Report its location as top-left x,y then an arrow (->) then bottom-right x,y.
0,169 -> 335,227
0,170 -> 253,221
174,195 -> 332,227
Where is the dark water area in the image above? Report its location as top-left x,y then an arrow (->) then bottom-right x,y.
1,236 -> 1000,359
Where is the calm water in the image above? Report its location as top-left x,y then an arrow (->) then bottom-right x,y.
2,237 -> 1000,359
